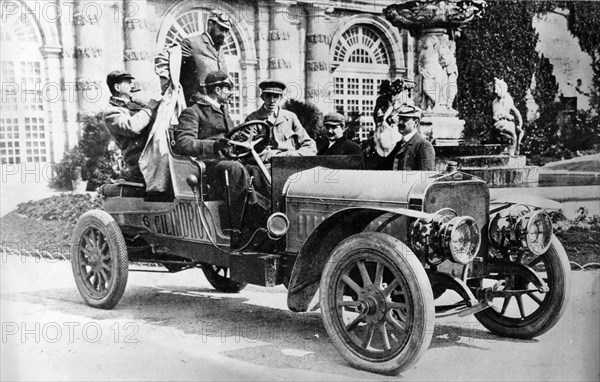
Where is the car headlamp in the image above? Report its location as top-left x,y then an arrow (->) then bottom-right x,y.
489,204 -> 552,255
410,209 -> 479,265
440,216 -> 480,264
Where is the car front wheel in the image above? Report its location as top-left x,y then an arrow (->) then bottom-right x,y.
201,264 -> 247,293
475,235 -> 571,338
71,210 -> 128,309
320,232 -> 434,375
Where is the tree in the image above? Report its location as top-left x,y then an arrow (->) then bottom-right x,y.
456,1 -> 546,141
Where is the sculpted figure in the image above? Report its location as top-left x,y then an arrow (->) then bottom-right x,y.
439,42 -> 458,112
416,35 -> 446,112
491,78 -> 523,156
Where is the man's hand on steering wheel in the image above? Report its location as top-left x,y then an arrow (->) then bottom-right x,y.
258,147 -> 281,163
214,137 -> 230,153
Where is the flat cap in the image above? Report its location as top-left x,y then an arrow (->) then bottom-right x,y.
323,112 -> 346,126
396,104 -> 423,118
259,79 -> 286,95
208,10 -> 232,30
203,71 -> 234,88
106,70 -> 134,90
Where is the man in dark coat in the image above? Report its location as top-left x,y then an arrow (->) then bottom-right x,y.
174,71 -> 269,235
102,70 -> 160,183
381,104 -> 435,171
317,112 -> 362,156
156,10 -> 231,104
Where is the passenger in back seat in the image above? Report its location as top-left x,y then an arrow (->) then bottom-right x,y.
102,70 -> 161,183
173,71 -> 270,234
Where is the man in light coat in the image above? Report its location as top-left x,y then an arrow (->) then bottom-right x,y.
102,70 -> 160,183
245,80 -> 317,162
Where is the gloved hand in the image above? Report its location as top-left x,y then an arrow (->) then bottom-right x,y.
131,92 -> 161,110
214,137 -> 230,153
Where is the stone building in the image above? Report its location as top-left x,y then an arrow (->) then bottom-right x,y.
0,0 -> 412,165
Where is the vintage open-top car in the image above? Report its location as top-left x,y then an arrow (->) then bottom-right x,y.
71,121 -> 570,374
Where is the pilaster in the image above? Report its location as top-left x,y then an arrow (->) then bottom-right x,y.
305,3 -> 333,112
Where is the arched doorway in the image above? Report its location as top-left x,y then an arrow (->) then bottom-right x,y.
0,12 -> 49,164
331,24 -> 395,141
159,8 -> 244,124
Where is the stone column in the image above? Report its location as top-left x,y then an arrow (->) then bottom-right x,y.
123,0 -> 156,92
305,4 -> 332,112
41,46 -> 65,162
268,1 -> 295,89
73,0 -> 105,122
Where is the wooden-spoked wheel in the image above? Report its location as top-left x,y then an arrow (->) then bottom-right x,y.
71,210 -> 128,309
202,264 -> 247,293
320,232 -> 434,375
474,235 -> 571,339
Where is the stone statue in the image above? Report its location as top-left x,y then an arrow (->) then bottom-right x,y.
439,39 -> 458,112
373,79 -> 414,157
491,78 -> 523,156
415,35 -> 446,112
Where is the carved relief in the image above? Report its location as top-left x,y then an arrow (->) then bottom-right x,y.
268,58 -> 292,70
306,88 -> 332,99
267,29 -> 291,41
306,60 -> 329,72
74,79 -> 102,91
73,13 -> 100,26
306,33 -> 330,45
74,47 -> 103,59
124,50 -> 152,61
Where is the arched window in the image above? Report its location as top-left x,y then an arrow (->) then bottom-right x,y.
0,12 -> 49,164
161,9 -> 243,124
332,25 -> 391,141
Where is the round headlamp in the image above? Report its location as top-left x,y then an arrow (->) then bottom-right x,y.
266,212 -> 289,239
516,210 -> 552,255
440,216 -> 480,264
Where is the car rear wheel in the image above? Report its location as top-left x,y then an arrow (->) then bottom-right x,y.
201,264 -> 247,293
320,232 -> 434,375
475,235 -> 571,338
71,210 -> 128,309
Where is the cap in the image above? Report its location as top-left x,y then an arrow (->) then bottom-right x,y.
106,70 -> 134,91
203,71 -> 234,88
208,10 -> 232,30
396,104 -> 423,118
259,80 -> 286,95
323,112 -> 346,126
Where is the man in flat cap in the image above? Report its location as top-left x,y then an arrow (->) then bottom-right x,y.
174,71 -> 269,235
245,80 -> 317,162
156,9 -> 232,105
317,112 -> 362,156
381,104 -> 435,171
102,70 -> 160,182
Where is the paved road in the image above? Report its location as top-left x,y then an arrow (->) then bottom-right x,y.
1,257 -> 598,381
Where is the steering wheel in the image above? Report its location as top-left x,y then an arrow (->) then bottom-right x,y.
222,120 -> 272,185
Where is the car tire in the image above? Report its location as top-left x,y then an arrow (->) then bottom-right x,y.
71,210 -> 128,309
475,235 -> 571,339
319,232 -> 435,375
202,264 -> 247,293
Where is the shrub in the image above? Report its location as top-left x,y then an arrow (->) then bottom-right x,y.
282,99 -> 324,140
49,146 -> 85,190
78,113 -> 119,190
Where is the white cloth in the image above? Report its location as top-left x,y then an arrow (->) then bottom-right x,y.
139,45 -> 186,192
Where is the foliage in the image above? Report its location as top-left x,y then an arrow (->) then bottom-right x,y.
345,111 -> 362,143
456,1 -> 547,141
282,99 -> 324,140
78,113 -> 119,190
49,146 -> 85,191
16,193 -> 102,224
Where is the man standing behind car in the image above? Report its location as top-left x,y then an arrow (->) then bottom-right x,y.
173,71 -> 270,234
382,104 -> 435,171
245,80 -> 317,162
155,10 -> 231,105
102,70 -> 160,183
317,112 -> 362,156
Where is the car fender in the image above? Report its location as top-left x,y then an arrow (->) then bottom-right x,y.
287,206 -> 432,312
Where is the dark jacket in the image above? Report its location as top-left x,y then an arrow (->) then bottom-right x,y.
181,33 -> 227,103
380,133 -> 435,171
317,136 -> 363,156
245,106 -> 317,156
102,96 -> 156,181
173,96 -> 234,157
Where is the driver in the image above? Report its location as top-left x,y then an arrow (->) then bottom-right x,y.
245,80 -> 317,162
173,71 -> 269,234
